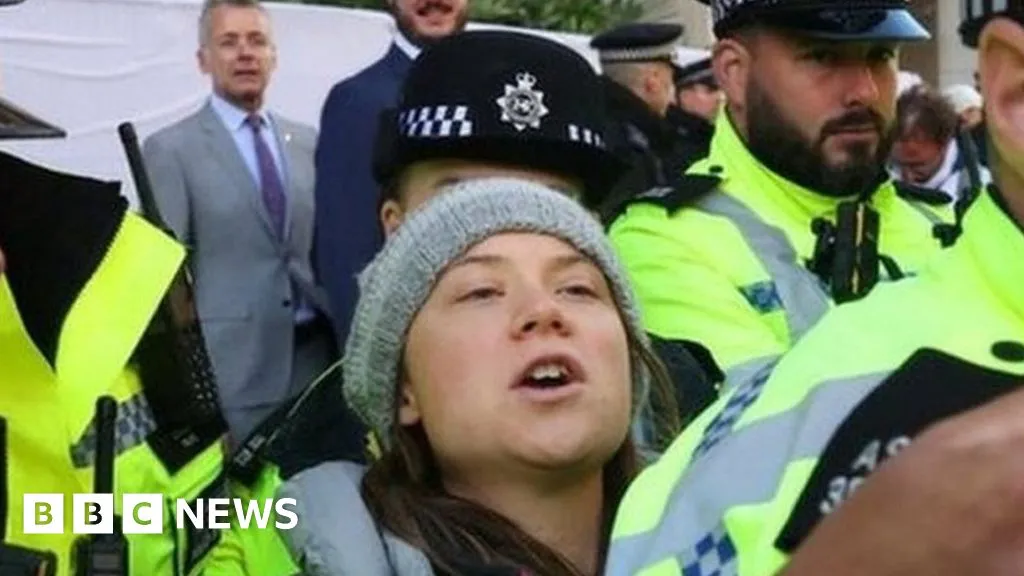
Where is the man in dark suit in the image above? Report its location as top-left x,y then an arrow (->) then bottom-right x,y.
144,0 -> 334,444
314,0 -> 468,347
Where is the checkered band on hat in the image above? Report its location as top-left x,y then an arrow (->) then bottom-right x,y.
959,0 -> 1023,46
567,124 -> 605,149
597,44 -> 678,64
399,105 -> 474,139
962,0 -> 1022,21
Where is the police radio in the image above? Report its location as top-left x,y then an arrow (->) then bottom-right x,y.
116,123 -> 226,473
73,396 -> 128,576
809,200 -> 881,304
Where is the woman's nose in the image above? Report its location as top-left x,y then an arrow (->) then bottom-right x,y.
514,291 -> 569,338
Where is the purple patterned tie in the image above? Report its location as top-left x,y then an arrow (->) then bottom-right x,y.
246,114 -> 286,238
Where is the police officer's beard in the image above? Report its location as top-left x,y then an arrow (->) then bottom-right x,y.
745,81 -> 892,198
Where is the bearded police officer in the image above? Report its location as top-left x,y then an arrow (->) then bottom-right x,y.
607,1 -> 1024,574
0,2 -> 244,573
607,0 -> 952,402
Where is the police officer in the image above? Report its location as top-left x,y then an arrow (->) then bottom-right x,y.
607,0 -> 951,398
590,23 -> 695,221
0,3 -> 243,573
666,53 -> 717,170
607,2 -> 1024,574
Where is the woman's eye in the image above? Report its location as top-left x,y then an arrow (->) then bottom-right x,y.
457,287 -> 502,302
560,284 -> 598,298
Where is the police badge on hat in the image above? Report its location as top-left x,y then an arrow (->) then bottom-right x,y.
496,72 -> 549,132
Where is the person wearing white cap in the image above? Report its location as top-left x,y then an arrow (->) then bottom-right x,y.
943,83 -> 984,130
945,82 -> 991,166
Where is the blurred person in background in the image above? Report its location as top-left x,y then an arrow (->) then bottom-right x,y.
144,0 -> 334,445
945,82 -> 989,167
667,51 -> 718,169
313,0 -> 468,350
279,179 -> 673,576
943,83 -> 984,130
891,85 -> 990,202
590,23 -> 697,222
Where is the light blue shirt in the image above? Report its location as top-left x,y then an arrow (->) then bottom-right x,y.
209,92 -> 288,191
209,93 -> 318,326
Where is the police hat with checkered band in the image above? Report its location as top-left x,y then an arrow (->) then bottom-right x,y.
960,0 -> 1024,48
696,0 -> 930,42
0,0 -> 64,139
675,56 -> 715,89
590,23 -> 684,65
373,30 -> 625,204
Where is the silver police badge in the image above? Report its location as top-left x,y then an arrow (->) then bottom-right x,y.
496,72 -> 549,132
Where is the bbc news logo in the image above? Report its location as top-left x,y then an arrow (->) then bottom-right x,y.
23,494 -> 298,534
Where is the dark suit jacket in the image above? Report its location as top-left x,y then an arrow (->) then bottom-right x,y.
313,43 -> 413,347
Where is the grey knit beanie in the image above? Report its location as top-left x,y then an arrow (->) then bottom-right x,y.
342,178 -> 651,446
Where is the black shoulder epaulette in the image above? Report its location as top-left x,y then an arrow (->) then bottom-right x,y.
628,173 -> 721,214
894,181 -> 952,206
227,393 -> 299,486
227,363 -> 369,486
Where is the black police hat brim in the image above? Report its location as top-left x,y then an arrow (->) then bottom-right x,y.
377,137 -> 627,207
0,95 -> 65,140
706,4 -> 930,42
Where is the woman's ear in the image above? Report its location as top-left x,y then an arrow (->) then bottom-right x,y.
713,36 -> 752,116
978,18 -> 1024,172
380,199 -> 405,237
397,381 -> 422,426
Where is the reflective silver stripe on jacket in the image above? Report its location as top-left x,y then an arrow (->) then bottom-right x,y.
694,192 -> 831,345
606,371 -> 888,575
70,393 -> 158,468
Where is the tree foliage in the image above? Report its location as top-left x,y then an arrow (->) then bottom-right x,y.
272,0 -> 642,34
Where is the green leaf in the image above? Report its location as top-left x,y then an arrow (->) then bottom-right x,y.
269,0 -> 643,34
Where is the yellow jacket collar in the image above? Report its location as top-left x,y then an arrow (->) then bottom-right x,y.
699,110 -> 894,222
959,187 -> 1024,325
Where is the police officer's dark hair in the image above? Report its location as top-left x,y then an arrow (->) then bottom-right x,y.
895,85 -> 959,145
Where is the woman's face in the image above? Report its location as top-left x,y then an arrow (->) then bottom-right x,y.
400,233 -> 632,486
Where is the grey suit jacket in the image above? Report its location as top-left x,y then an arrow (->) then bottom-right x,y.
143,101 -> 326,414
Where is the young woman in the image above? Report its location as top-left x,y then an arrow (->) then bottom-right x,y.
278,178 -> 677,575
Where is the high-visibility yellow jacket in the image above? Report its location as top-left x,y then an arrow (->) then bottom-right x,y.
0,152 -> 244,575
609,112 -> 951,387
607,186 -> 1024,575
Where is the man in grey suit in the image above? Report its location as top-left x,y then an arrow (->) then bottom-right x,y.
144,0 -> 334,445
